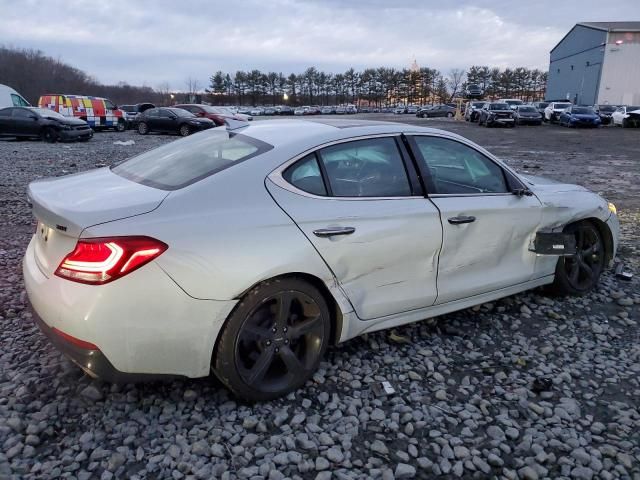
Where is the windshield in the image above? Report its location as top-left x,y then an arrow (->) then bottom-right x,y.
518,106 -> 537,113
472,102 -> 484,108
554,103 -> 571,109
120,105 -> 136,112
113,129 -> 273,190
537,102 -> 549,108
572,107 -> 594,115
489,103 -> 510,110
627,106 -> 640,112
598,105 -> 615,113
29,107 -> 65,119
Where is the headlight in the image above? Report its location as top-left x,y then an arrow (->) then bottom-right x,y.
608,202 -> 617,215
62,124 -> 72,130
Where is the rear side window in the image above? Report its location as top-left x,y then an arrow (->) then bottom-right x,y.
283,154 -> 327,196
113,130 -> 273,190
318,138 -> 411,197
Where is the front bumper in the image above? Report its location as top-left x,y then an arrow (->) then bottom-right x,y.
59,128 -> 93,141
488,116 -> 515,125
22,235 -> 237,379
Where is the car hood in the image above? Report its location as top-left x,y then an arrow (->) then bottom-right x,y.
518,174 -> 587,194
570,114 -> 598,120
519,112 -> 540,117
55,117 -> 88,126
28,167 -> 170,237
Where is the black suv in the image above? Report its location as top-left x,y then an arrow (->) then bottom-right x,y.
478,103 -> 515,127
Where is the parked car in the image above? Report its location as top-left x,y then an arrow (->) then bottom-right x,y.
23,119 -> 619,401
250,107 -> 265,116
514,105 -> 543,125
478,102 -> 515,127
0,106 -> 93,142
38,94 -> 126,131
558,106 -> 602,128
320,106 -> 333,114
593,105 -> 617,125
465,83 -> 483,99
136,107 -> 215,136
175,104 -> 248,126
215,106 -> 252,122
264,107 -> 277,116
406,105 -> 418,114
498,99 -> 524,111
119,103 -> 155,129
419,104 -> 456,118
464,101 -> 485,122
345,105 -> 357,114
530,101 -> 549,116
279,106 -> 294,115
543,101 -> 572,123
336,106 -> 347,114
611,105 -> 640,128
0,83 -> 30,108
238,106 -> 253,115
393,106 -> 405,114
415,106 -> 432,118
294,106 -> 309,116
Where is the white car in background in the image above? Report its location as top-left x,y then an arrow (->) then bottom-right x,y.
611,105 -> 640,127
23,119 -> 619,401
0,83 -> 30,108
498,98 -> 524,110
544,101 -> 572,123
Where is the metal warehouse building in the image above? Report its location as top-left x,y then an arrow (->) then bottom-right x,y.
546,21 -> 640,105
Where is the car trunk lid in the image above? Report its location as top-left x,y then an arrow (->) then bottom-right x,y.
28,167 -> 169,277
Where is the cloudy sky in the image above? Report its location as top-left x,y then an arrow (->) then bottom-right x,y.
1,0 -> 638,90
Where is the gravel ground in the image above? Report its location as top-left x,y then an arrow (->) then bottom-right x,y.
1,121 -> 638,480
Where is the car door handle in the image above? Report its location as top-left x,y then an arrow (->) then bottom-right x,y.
448,216 -> 476,225
313,227 -> 356,237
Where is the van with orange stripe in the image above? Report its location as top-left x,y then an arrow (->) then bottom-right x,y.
37,94 -> 126,131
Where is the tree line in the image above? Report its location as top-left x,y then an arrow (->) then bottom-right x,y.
0,45 -> 547,107
0,46 -> 165,106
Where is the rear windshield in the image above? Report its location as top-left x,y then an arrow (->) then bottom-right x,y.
489,103 -> 510,110
554,103 -> 571,109
627,106 -> 640,111
572,107 -> 594,114
112,129 -> 273,190
120,105 -> 135,112
598,105 -> 615,112
518,106 -> 537,112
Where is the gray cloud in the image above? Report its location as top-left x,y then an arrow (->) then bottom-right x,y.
1,0 -> 637,90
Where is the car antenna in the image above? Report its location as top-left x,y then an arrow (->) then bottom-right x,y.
224,118 -> 249,131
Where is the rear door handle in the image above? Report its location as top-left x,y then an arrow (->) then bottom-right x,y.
448,215 -> 476,225
313,227 -> 356,237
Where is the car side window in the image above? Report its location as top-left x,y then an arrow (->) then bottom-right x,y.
146,109 -> 159,117
12,109 -> 32,118
413,136 -> 508,195
283,153 -> 327,196
11,94 -> 29,107
0,108 -> 12,117
318,137 -> 412,197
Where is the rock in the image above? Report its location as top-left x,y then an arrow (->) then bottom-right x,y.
107,452 -> 126,472
183,389 -> 198,401
435,390 -> 447,400
394,463 -> 416,479
326,447 -> 344,463
316,457 -> 330,471
370,440 -> 389,455
80,385 -> 103,401
518,466 -> 539,480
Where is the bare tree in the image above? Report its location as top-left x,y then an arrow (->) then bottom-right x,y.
447,68 -> 466,101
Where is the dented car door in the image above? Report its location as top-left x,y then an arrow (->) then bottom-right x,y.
409,135 -> 543,304
267,135 -> 443,320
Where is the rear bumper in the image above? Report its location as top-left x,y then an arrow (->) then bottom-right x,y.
22,235 -> 237,379
28,301 -> 172,382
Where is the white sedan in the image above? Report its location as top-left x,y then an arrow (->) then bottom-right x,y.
23,119 -> 619,401
611,105 -> 640,127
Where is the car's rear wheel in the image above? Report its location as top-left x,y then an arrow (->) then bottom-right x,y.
548,222 -> 605,296
116,119 -> 126,132
41,127 -> 58,143
137,122 -> 149,135
213,277 -> 331,401
447,112 -> 453,118
179,124 -> 191,137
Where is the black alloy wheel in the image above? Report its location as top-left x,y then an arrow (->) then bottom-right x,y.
213,278 -> 330,401
137,122 -> 149,135
549,222 -> 605,295
179,124 -> 191,137
41,127 -> 58,143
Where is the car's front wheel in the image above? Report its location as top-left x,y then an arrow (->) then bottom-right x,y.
137,122 -> 149,135
41,127 -> 58,143
213,277 -> 331,401
179,124 -> 191,137
116,119 -> 126,132
548,221 -> 605,296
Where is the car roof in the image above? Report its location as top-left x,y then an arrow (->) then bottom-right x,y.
227,118 -> 467,150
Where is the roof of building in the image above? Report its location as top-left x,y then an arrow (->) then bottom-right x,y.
578,21 -> 640,32
551,22 -> 640,53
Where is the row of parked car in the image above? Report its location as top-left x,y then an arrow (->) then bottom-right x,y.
462,99 -> 639,128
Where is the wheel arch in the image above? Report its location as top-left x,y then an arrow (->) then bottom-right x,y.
567,217 -> 614,264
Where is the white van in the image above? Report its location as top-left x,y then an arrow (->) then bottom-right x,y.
0,84 -> 30,108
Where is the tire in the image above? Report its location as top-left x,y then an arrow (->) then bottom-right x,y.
447,112 -> 453,118
547,221 -> 605,296
179,124 -> 191,137
41,127 -> 58,143
137,122 -> 149,135
115,119 -> 126,132
213,277 -> 331,401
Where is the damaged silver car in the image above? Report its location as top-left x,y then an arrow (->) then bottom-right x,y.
24,118 -> 619,401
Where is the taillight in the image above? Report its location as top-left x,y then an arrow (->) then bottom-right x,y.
55,236 -> 168,285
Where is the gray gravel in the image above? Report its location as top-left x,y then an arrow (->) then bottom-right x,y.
1,125 -> 639,479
